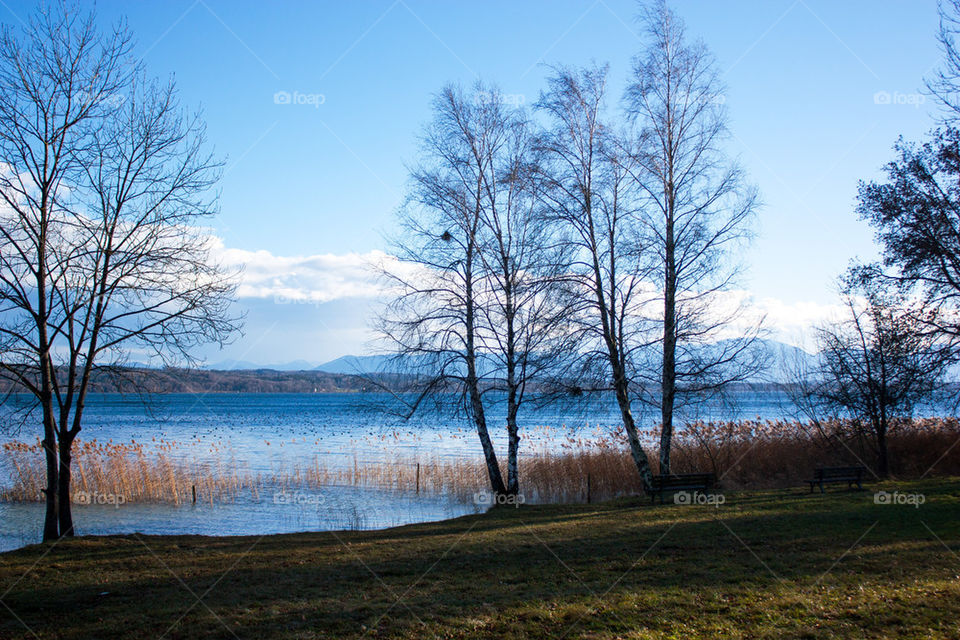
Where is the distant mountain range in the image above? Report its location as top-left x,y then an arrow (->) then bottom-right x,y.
0,367 -> 385,394
0,340 -> 818,395
313,355 -> 399,374
206,339 -> 818,383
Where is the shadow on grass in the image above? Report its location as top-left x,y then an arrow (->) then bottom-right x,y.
1,478 -> 958,639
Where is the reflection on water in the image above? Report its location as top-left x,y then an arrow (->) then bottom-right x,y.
0,485 -> 480,552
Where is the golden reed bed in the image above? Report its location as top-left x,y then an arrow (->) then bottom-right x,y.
2,417 -> 959,505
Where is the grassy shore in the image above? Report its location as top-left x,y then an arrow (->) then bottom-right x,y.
1,478 -> 959,639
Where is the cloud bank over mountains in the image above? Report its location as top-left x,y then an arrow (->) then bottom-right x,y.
205,239 -> 844,364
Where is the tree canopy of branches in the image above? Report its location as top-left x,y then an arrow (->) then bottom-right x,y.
376,83 -> 568,497
0,3 -> 239,541
808,275 -> 955,477
624,1 -> 760,474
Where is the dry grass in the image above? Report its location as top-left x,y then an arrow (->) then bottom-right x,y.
0,439 -> 493,505
2,417 -> 959,504
1,439 -> 261,505
671,416 -> 960,488
534,417 -> 960,499
2,478 -> 959,639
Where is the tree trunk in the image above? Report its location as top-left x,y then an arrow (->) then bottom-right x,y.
876,421 -> 889,478
612,363 -> 655,493
38,218 -> 59,541
659,334 -> 676,475
464,228 -> 506,496
505,305 -> 519,496
464,290 -> 505,494
57,435 -> 75,537
506,404 -> 520,495
592,239 -> 656,493
40,354 -> 59,541
469,386 -> 507,495
660,188 -> 677,476
40,414 -> 59,542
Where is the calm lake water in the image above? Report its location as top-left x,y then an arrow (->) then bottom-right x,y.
0,389 -> 847,552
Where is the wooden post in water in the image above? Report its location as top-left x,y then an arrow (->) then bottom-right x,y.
192,485 -> 197,504
416,463 -> 420,495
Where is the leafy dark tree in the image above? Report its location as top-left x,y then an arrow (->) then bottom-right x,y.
857,129 -> 960,339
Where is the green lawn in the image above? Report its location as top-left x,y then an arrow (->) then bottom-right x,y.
1,479 -> 959,639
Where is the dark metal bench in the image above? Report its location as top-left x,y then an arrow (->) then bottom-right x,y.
649,472 -> 716,504
807,466 -> 867,493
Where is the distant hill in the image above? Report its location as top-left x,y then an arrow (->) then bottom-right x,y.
0,340 -> 819,394
753,339 -> 818,383
314,354 -> 502,376
206,358 -> 323,371
0,367 -> 382,394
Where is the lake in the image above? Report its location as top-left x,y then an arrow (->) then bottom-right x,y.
0,388 -> 839,551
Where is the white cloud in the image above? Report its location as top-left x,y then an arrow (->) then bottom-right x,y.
736,292 -> 848,350
211,239 -> 399,304
212,238 -> 846,345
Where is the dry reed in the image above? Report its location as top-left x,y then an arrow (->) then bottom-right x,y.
2,417 -> 958,505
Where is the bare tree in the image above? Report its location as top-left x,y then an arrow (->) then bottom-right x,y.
0,4 -> 238,541
624,1 -> 761,474
810,272 -> 955,477
927,0 -> 960,123
377,83 -> 568,497
536,64 -> 656,491
473,95 -> 570,495
377,83 -> 506,495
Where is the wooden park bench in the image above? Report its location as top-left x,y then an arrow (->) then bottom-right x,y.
807,466 -> 867,493
649,472 -> 716,504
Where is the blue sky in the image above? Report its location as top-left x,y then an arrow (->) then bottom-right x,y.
3,0 -> 944,365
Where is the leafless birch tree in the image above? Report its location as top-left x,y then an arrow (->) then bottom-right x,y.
376,83 -> 569,497
378,83 -> 507,495
536,64 -> 657,491
625,1 -> 761,474
474,96 -> 570,495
